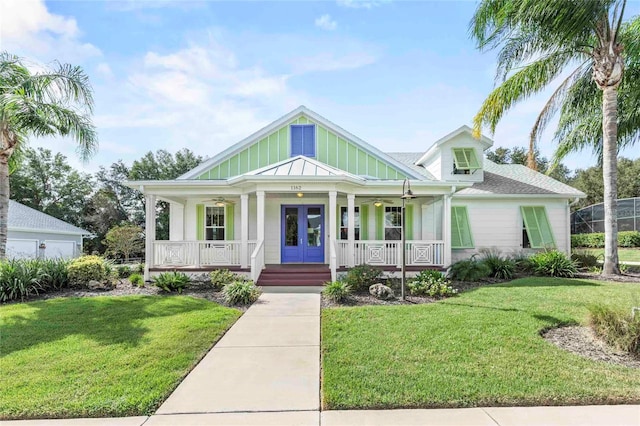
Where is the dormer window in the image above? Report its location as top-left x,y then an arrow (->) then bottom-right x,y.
291,124 -> 316,157
452,148 -> 480,175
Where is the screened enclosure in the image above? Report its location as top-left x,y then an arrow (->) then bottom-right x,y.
571,197 -> 640,234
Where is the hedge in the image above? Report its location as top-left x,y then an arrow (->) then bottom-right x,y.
571,231 -> 640,248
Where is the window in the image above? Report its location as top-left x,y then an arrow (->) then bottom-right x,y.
205,206 -> 225,240
451,206 -> 474,248
291,124 -> 316,157
452,148 -> 480,174
384,206 -> 402,240
340,206 -> 360,240
521,206 -> 555,248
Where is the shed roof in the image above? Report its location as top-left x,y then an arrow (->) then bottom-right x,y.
8,200 -> 90,235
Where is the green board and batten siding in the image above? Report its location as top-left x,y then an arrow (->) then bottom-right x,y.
196,116 -> 408,180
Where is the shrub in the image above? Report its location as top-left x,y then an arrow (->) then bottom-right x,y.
448,257 -> 491,281
571,250 -> 602,269
510,250 -> 533,274
528,250 -> 577,277
67,255 -> 110,287
571,231 -> 640,248
153,271 -> 190,293
210,269 -> 241,290
222,280 -> 261,305
117,265 -> 132,278
129,273 -> 144,287
323,280 -> 352,302
479,248 -> 515,279
135,263 -> 145,274
39,258 -> 70,290
408,269 -> 457,297
343,264 -> 383,291
0,259 -> 46,302
588,304 -> 640,354
619,231 -> 640,248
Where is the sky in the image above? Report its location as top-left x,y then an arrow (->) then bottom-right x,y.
1,0 -> 639,174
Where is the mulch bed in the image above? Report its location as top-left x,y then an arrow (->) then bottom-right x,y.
12,280 -> 250,311
543,326 -> 640,369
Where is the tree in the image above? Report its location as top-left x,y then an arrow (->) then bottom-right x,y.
571,157 -> 640,209
10,147 -> 93,226
128,149 -> 203,240
471,1 -> 639,275
104,224 -> 144,262
0,52 -> 96,258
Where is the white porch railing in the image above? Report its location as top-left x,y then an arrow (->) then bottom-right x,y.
330,239 -> 337,282
152,241 -> 257,267
251,240 -> 265,282
338,240 -> 445,267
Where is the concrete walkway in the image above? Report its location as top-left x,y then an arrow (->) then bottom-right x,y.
4,290 -> 639,425
149,290 -> 321,425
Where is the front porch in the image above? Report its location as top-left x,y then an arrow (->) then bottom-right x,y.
140,177 -> 457,283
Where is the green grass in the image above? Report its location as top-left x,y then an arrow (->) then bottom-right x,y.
0,296 -> 241,419
591,248 -> 640,263
322,278 -> 640,410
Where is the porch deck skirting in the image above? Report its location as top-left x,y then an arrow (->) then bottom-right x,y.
151,239 -> 445,281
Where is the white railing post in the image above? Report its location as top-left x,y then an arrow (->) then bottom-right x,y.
330,239 -> 337,282
144,194 -> 156,282
240,194 -> 249,268
347,194 -> 356,267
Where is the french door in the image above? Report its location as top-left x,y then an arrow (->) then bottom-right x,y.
281,205 -> 324,263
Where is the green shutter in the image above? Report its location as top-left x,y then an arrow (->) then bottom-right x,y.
405,204 -> 413,240
521,206 -> 555,248
360,204 -> 369,240
451,206 -> 474,248
453,148 -> 481,170
336,205 -> 341,236
225,204 -> 234,240
375,205 -> 384,240
196,204 -> 205,240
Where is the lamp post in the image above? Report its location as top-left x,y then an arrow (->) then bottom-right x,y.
401,178 -> 416,300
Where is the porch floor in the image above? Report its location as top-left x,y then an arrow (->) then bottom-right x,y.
149,266 -> 249,272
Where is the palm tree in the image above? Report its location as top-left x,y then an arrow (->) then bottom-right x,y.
471,0 -> 638,275
0,52 -> 97,258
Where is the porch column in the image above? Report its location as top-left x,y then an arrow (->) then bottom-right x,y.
443,194 -> 452,267
329,191 -> 338,281
240,194 -> 249,269
144,194 -> 156,282
256,191 -> 265,242
347,193 -> 356,267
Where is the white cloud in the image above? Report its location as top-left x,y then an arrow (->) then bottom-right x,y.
336,0 -> 392,9
315,14 -> 337,31
96,63 -> 114,80
290,52 -> 376,74
0,0 -> 101,62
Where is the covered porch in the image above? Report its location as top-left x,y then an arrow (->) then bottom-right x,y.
141,183 -> 458,283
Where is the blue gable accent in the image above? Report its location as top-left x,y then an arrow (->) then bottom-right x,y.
291,124 -> 315,157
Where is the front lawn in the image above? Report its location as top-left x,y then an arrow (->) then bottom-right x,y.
322,278 -> 640,409
592,248 -> 640,263
0,296 -> 241,419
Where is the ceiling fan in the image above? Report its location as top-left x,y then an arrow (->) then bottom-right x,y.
204,197 -> 236,206
364,197 -> 394,207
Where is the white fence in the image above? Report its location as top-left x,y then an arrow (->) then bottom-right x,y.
152,241 -> 257,267
336,240 -> 445,267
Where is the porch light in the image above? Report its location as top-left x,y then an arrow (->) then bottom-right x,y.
215,201 -> 225,207
297,192 -> 304,198
401,179 -> 416,301
374,200 -> 382,207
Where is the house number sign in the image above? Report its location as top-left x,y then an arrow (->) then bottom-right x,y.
291,185 -> 302,191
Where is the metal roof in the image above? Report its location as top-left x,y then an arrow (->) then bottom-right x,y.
8,200 -> 90,235
246,155 -> 363,179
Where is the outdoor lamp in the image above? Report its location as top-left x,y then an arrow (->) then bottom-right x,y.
401,179 -> 416,300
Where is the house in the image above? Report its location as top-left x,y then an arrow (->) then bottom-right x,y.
7,200 -> 90,259
127,106 -> 585,284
